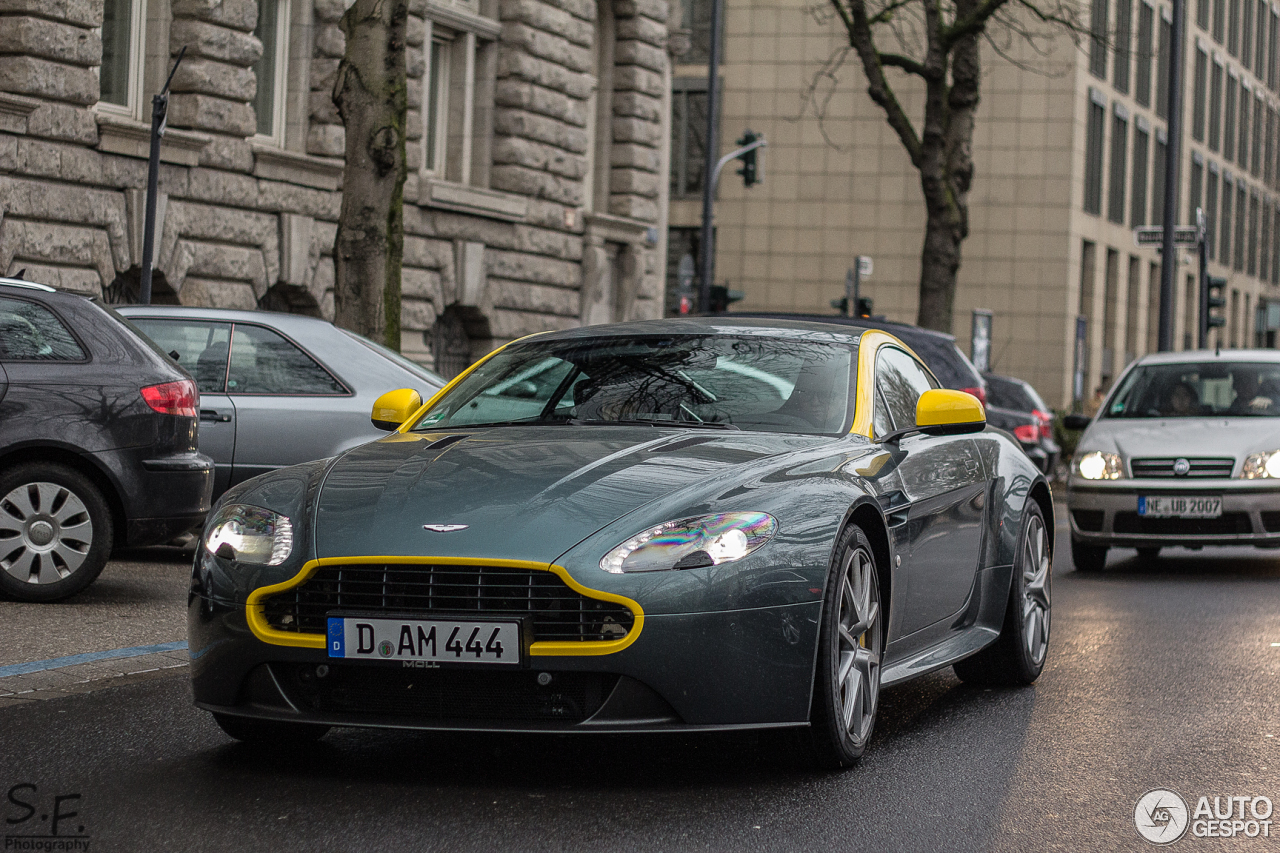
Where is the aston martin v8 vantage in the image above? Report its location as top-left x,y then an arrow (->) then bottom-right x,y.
189,318 -> 1054,767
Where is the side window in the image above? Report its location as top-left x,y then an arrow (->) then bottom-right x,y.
0,297 -> 86,361
129,319 -> 233,394
876,346 -> 937,431
227,324 -> 346,395
873,389 -> 894,439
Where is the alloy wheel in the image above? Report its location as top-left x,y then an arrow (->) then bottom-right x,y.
1021,514 -> 1051,666
836,545 -> 882,745
0,482 -> 94,584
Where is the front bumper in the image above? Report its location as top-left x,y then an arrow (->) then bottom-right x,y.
188,593 -> 821,732
1067,478 -> 1280,547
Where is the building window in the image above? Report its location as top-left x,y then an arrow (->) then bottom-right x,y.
1235,183 -> 1247,269
1215,0 -> 1227,41
1207,166 -> 1220,259
1189,155 -> 1204,223
1256,0 -> 1268,76
1273,203 -> 1280,281
1157,12 -> 1172,117
1209,60 -> 1224,150
1091,0 -> 1109,78
1270,10 -> 1280,89
1193,47 -> 1208,140
1251,92 -> 1264,174
99,0 -> 145,117
1132,122 -> 1150,224
1116,0 -> 1133,92
1248,191 -> 1260,274
1198,0 -> 1211,29
1262,201 -> 1272,278
1229,0 -> 1241,53
583,0 -> 616,214
1243,0 -> 1255,66
1266,105 -> 1277,185
1220,175 -> 1234,258
671,80 -> 710,199
1109,108 -> 1129,223
252,0 -> 290,141
419,10 -> 500,188
1137,3 -> 1155,105
1238,84 -> 1251,166
1224,74 -> 1238,160
1085,92 -> 1107,215
1153,131 -> 1168,221
681,0 -> 724,67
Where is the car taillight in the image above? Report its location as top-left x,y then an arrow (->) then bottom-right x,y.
141,380 -> 198,417
960,386 -> 987,406
1013,423 -> 1040,443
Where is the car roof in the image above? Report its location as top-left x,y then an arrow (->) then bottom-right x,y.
714,311 -> 959,343
1133,348 -> 1280,364
0,277 -> 57,293
524,316 -> 875,346
114,304 -> 337,332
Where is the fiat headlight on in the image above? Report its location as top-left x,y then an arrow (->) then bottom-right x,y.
1241,450 -> 1280,479
600,512 -> 777,573
203,504 -> 293,565
1076,451 -> 1123,480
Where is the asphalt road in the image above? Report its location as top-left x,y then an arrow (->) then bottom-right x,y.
1,518 -> 1279,852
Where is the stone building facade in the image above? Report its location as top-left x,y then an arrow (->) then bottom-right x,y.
0,0 -> 672,376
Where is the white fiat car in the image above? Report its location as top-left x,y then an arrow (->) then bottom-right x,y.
1066,350 -> 1280,570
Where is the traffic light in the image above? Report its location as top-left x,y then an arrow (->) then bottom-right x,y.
829,296 -> 874,317
736,130 -> 761,187
708,285 -> 745,313
1205,275 -> 1227,330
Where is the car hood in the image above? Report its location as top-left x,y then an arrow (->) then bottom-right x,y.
313,426 -> 835,564
1081,417 -> 1280,462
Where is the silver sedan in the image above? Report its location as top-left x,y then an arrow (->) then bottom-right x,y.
118,306 -> 444,499
1065,349 -> 1280,570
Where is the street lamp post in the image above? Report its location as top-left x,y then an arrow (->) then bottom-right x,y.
138,46 -> 186,306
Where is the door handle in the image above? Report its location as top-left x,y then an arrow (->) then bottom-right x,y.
200,410 -> 231,423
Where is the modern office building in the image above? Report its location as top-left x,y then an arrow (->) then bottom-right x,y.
668,0 -> 1280,406
0,0 -> 673,376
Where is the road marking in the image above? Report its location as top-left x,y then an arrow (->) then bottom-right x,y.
0,641 -> 188,678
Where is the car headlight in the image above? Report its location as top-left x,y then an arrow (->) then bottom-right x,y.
1076,450 -> 1123,480
1241,450 -> 1280,478
599,512 -> 777,573
203,504 -> 293,565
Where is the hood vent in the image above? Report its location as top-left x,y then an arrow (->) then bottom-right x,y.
425,434 -> 469,451
650,436 -> 716,453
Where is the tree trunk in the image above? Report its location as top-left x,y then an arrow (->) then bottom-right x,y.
332,0 -> 408,350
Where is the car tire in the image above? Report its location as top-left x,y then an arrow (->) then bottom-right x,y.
212,713 -> 330,744
806,524 -> 883,769
1136,546 -> 1160,561
953,503 -> 1052,687
0,463 -> 113,602
1071,539 -> 1108,572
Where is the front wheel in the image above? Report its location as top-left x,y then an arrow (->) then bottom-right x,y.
954,504 -> 1052,687
807,525 -> 883,769
0,463 -> 113,602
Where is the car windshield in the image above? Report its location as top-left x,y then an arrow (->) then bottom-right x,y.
409,334 -> 857,435
1105,361 -> 1280,417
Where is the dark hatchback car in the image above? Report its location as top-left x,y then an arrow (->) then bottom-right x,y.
983,372 -> 1060,474
0,279 -> 213,601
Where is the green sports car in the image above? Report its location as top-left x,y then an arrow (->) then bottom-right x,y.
189,317 -> 1053,767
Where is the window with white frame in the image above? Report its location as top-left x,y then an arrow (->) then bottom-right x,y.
420,4 -> 499,187
253,0 -> 291,141
98,0 -> 145,118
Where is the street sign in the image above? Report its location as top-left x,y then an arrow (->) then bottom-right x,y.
1134,226 -> 1199,247
857,256 -> 873,277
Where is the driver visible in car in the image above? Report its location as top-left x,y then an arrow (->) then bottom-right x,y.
1161,381 -> 1200,417
1228,369 -> 1274,414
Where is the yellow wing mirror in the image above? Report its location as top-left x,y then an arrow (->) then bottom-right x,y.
370,388 -> 423,431
915,388 -> 986,435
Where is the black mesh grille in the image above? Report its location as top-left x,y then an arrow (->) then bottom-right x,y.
1112,512 -> 1252,535
1130,457 -> 1235,478
1071,509 -> 1105,532
279,662 -> 618,723
262,563 -> 634,642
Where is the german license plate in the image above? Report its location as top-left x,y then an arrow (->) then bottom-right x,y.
1138,495 -> 1222,518
327,616 -> 521,665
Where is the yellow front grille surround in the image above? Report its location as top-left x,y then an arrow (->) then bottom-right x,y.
245,556 -> 645,657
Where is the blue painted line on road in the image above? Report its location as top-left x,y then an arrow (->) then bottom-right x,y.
0,641 -> 188,678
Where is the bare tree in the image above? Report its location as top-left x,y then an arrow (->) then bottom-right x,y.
332,0 -> 409,349
815,0 -> 1082,332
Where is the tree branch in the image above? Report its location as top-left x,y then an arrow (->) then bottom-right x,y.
941,0 -> 1012,50
879,51 -> 929,76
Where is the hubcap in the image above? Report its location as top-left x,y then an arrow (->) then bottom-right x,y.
836,545 -> 882,745
0,482 -> 93,584
1021,515 -> 1052,666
